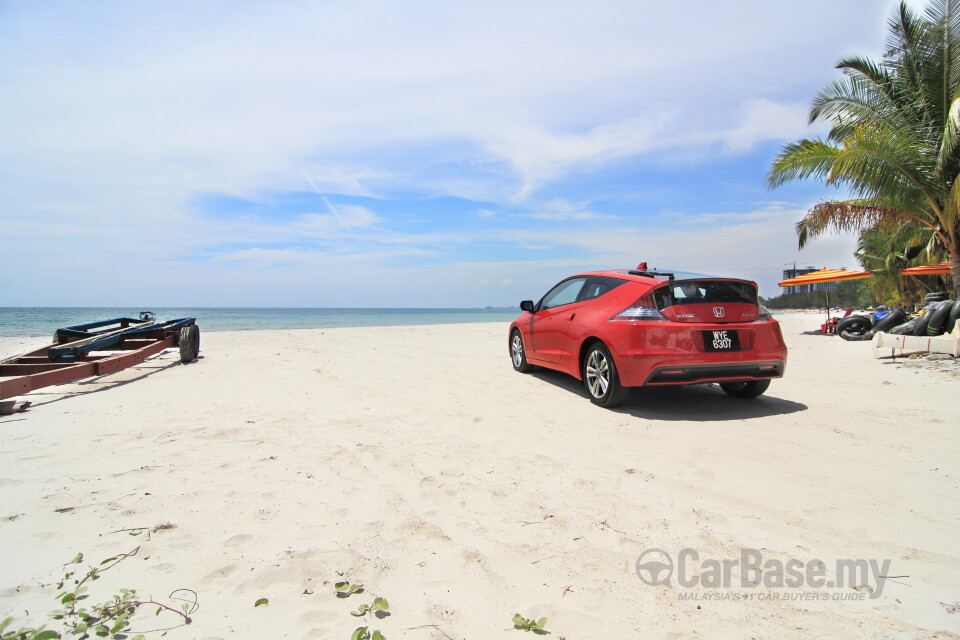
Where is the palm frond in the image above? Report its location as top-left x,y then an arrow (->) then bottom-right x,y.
827,127 -> 937,201
797,202 -> 894,249
766,140 -> 841,189
937,93 -> 960,173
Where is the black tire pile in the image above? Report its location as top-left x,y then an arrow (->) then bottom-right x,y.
836,292 -> 960,341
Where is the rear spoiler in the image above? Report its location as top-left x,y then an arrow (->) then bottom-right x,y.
629,269 -> 675,280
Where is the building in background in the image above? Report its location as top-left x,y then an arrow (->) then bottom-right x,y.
781,266 -> 844,294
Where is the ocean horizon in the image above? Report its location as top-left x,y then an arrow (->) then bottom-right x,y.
0,307 -> 521,338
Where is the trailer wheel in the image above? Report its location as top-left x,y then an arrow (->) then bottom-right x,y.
179,325 -> 200,363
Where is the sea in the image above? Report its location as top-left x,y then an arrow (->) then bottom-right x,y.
0,307 -> 521,339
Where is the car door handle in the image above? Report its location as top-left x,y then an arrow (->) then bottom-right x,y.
566,313 -> 576,321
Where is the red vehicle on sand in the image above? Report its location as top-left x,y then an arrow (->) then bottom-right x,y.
509,264 -> 787,407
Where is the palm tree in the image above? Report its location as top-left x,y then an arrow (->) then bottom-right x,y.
767,0 -> 960,299
855,223 -> 943,304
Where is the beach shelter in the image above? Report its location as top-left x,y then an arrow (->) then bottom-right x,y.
777,268 -> 873,288
778,268 -> 873,332
899,261 -> 952,276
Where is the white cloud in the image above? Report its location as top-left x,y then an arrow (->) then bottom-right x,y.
722,99 -> 821,152
511,198 -> 621,221
486,116 -> 665,198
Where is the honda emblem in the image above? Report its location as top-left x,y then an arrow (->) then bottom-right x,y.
713,306 -> 725,318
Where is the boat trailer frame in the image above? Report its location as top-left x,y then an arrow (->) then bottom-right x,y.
0,316 -> 199,402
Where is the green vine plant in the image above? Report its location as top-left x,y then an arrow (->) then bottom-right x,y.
334,580 -> 389,640
334,581 -> 364,598
512,613 -> 548,634
0,547 -> 197,640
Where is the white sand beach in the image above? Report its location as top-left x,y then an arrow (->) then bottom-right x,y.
1,313 -> 958,639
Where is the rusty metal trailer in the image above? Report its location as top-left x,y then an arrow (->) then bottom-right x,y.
0,315 -> 199,402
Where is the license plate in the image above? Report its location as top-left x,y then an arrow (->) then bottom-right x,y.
703,330 -> 740,352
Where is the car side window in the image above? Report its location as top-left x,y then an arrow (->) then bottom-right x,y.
539,278 -> 587,310
581,276 -> 626,301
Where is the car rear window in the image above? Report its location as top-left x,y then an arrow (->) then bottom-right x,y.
654,279 -> 757,308
581,276 -> 626,301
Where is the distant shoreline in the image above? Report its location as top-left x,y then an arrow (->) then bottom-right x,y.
0,307 -> 521,339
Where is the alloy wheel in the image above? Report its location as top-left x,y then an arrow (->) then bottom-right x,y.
585,349 -> 610,398
511,333 -> 524,368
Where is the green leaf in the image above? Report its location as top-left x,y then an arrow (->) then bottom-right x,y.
0,618 -> 12,633
351,627 -> 369,640
33,632 -> 60,640
536,617 -> 547,627
371,631 -> 385,640
372,597 -> 388,611
99,557 -> 116,566
72,622 -> 88,635
60,593 -> 75,604
71,553 -> 83,564
254,598 -> 269,607
350,604 -> 369,616
156,607 -> 162,616
131,636 -> 146,640
513,613 -> 524,625
110,617 -> 129,634
335,581 -> 349,591
94,625 -> 109,637
349,583 -> 364,593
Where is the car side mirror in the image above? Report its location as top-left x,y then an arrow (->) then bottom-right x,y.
520,300 -> 535,313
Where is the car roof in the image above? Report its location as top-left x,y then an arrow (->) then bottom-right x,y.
571,269 -> 757,288
572,269 -> 668,284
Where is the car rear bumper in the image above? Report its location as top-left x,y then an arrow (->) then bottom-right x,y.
643,361 -> 784,385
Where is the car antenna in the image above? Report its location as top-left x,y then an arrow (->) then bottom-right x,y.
630,261 -> 674,281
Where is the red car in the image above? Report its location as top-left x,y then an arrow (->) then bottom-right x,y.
509,264 -> 787,407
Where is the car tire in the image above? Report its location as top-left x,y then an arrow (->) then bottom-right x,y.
888,319 -> 917,335
926,300 -> 955,336
179,325 -> 200,363
510,330 -> 533,373
836,315 -> 872,339
582,342 -> 628,408
720,379 -> 771,399
837,316 -> 873,336
946,300 -> 960,334
913,308 -> 935,336
871,308 -> 907,334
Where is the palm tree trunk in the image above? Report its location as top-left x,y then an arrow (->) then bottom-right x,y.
950,245 -> 960,299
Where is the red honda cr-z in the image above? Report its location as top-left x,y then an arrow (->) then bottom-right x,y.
509,265 -> 787,407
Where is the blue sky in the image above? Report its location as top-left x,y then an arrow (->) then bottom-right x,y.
0,0 -> 920,306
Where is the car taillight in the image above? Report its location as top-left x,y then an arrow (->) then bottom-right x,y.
609,293 -> 666,321
758,304 -> 772,320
